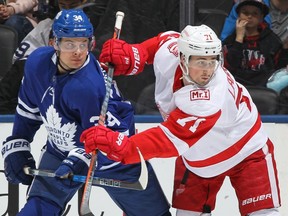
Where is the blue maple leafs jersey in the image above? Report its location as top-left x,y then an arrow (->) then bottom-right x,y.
11,46 -> 135,160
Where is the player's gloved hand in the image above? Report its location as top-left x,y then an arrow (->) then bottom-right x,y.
80,125 -> 130,162
54,148 -> 90,187
99,39 -> 148,76
1,137 -> 36,185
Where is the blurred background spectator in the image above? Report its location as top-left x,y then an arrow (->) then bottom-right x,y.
222,0 -> 288,87
222,0 -> 288,114
0,0 -> 39,45
221,0 -> 288,47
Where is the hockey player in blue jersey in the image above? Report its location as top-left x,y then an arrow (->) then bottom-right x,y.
1,9 -> 171,215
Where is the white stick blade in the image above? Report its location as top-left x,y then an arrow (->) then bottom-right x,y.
137,147 -> 148,190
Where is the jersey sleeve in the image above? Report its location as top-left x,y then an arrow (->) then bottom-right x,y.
123,125 -> 179,164
12,53 -> 43,142
122,107 -> 221,164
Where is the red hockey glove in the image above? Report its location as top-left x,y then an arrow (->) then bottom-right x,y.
80,125 -> 130,162
99,39 -> 148,76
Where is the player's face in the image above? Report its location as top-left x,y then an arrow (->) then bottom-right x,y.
187,55 -> 218,86
57,37 -> 89,71
238,5 -> 263,28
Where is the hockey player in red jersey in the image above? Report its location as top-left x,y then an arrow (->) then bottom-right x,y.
81,24 -> 281,216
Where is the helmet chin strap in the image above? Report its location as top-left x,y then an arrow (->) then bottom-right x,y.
179,55 -> 197,85
56,55 -> 75,73
179,62 -> 196,84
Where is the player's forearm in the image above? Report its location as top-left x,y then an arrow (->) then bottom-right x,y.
123,126 -> 179,164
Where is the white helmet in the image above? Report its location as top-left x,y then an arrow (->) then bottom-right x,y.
177,24 -> 222,57
177,25 -> 222,85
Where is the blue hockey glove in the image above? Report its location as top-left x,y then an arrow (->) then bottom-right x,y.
1,137 -> 36,185
55,148 -> 90,187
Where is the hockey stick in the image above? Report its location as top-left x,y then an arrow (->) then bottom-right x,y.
80,11 -> 145,216
23,148 -> 148,191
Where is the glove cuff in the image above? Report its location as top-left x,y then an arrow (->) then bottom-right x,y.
2,139 -> 31,160
68,148 -> 92,167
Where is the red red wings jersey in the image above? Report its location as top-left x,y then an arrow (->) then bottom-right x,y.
136,31 -> 268,177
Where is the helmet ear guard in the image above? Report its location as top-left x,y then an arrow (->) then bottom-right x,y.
178,52 -> 191,83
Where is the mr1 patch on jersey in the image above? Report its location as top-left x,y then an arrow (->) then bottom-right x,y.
190,89 -> 210,101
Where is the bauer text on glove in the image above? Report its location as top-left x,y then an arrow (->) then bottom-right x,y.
2,137 -> 36,185
99,39 -> 148,76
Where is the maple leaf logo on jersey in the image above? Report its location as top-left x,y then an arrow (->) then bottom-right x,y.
43,105 -> 77,152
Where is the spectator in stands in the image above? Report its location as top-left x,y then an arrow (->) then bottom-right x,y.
221,0 -> 288,48
0,0 -> 39,44
222,0 -> 288,87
